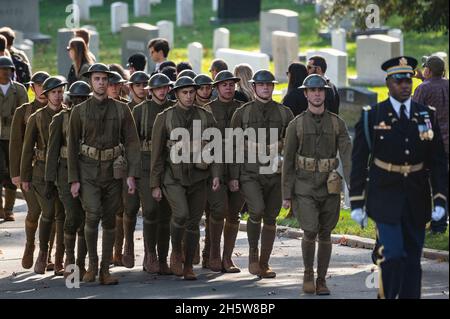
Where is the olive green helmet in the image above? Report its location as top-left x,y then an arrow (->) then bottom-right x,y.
213,70 -> 240,86
171,76 -> 200,91
177,69 -> 197,79
68,81 -> 92,97
299,74 -> 330,90
27,71 -> 50,85
128,71 -> 150,85
0,56 -> 15,70
82,63 -> 113,77
41,76 -> 68,96
109,71 -> 127,85
145,73 -> 172,90
248,69 -> 278,84
194,74 -> 214,86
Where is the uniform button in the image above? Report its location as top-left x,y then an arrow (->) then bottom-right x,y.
405,150 -> 410,155
380,136 -> 384,140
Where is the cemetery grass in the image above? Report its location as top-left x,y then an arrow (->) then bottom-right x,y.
35,0 -> 448,103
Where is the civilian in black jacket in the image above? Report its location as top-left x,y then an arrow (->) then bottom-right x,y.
282,62 -> 308,116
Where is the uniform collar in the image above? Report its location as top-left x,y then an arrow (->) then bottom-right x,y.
389,96 -> 411,119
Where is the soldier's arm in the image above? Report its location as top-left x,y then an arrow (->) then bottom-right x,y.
9,106 -> 26,178
337,118 -> 353,186
228,108 -> 242,180
349,109 -> 371,210
67,106 -> 82,183
150,112 -> 167,188
121,105 -> 141,178
282,107 -> 294,139
20,114 -> 37,182
282,120 -> 298,200
45,114 -> 64,183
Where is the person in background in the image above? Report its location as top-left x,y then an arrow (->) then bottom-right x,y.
233,63 -> 254,103
282,62 -> 309,117
0,35 -> 10,57
109,63 -> 130,99
67,37 -> 93,86
159,61 -> 176,72
176,62 -> 193,76
161,66 -> 177,100
127,53 -> 147,75
148,38 -> 170,73
73,28 -> 96,62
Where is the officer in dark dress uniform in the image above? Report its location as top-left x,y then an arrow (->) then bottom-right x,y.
349,56 -> 448,299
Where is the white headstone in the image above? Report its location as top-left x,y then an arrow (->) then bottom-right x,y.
272,31 -> 299,82
213,28 -> 230,55
82,25 -> 100,61
73,0 -> 90,21
212,0 -> 218,12
188,42 -> 203,74
157,21 -> 174,49
57,28 -> 76,77
16,40 -> 34,66
260,9 -> 299,57
387,29 -> 403,55
351,35 -> 401,86
306,48 -> 348,88
134,0 -> 151,17
111,2 -> 129,34
89,0 -> 103,6
331,28 -> 346,53
150,0 -> 161,4
216,48 -> 270,74
177,0 -> 194,27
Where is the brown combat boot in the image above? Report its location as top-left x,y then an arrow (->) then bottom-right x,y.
248,247 -> 260,275
122,215 -> 136,268
99,263 -> 119,285
316,241 -> 332,296
3,188 -> 16,221
158,261 -> 173,275
170,251 -> 184,277
34,250 -> 48,274
3,210 -> 14,221
316,278 -> 330,295
183,230 -> 198,280
63,234 -> 76,278
301,236 -> 317,294
222,222 -> 240,273
208,219 -> 224,272
83,259 -> 98,283
112,215 -> 124,266
303,269 -> 316,294
22,221 -> 38,269
259,224 -> 276,279
143,250 -> 160,274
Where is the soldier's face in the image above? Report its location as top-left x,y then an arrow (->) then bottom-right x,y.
152,86 -> 170,102
197,85 -> 213,100
176,87 -> 196,107
305,88 -> 326,107
254,83 -> 274,100
107,83 -> 122,99
47,87 -> 64,107
131,83 -> 147,100
217,81 -> 235,101
387,77 -> 413,102
0,68 -> 12,84
32,83 -> 47,101
91,73 -> 109,95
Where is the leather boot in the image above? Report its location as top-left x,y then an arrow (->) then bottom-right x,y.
3,188 -> 16,221
301,237 -> 316,294
83,258 -> 98,283
316,241 -> 332,295
22,220 -> 38,269
143,242 -> 159,274
208,218 -> 224,272
83,224 -> 99,282
170,224 -> 185,276
122,215 -> 136,268
183,230 -> 199,280
259,224 -> 276,279
222,222 -> 240,273
99,229 -> 118,285
99,262 -> 118,285
34,250 -> 48,274
54,221 -> 65,276
157,223 -> 172,275
248,247 -> 260,275
143,218 -> 159,273
247,218 -> 261,275
63,234 -> 76,278
112,215 -> 124,266
202,212 -> 210,269
46,221 -> 56,271
76,235 -> 87,280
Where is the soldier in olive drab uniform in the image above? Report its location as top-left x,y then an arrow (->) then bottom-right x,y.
45,81 -> 92,279
9,71 -> 49,269
150,76 -> 221,280
21,76 -> 67,276
282,75 -> 352,295
229,70 -> 294,279
67,63 -> 141,285
0,56 -> 28,222
194,74 -> 214,107
203,71 -> 245,273
128,73 -> 175,274
107,71 -> 130,104
127,71 -> 150,110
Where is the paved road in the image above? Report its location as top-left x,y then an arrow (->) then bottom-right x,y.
0,198 -> 448,299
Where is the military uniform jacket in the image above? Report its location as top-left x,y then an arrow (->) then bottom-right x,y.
9,99 -> 46,178
229,99 -> 294,179
0,81 -> 28,140
150,103 -> 220,188
67,96 -> 141,183
20,106 -> 61,181
282,110 -> 352,199
350,99 -> 448,226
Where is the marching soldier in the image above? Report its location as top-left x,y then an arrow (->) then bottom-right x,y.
0,56 -> 28,222
282,74 -> 352,295
203,71 -> 245,273
350,56 -> 448,299
107,71 -> 129,104
127,71 -> 150,110
67,63 -> 141,285
150,76 -> 221,280
9,71 -> 49,269
45,81 -> 91,279
229,70 -> 294,278
194,74 -> 214,107
128,73 -> 175,274
20,76 -> 67,275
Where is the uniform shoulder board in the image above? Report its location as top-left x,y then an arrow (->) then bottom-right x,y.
428,105 -> 436,112
363,105 -> 372,112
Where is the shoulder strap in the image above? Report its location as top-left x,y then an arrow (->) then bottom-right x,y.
62,111 -> 70,145
242,104 -> 252,130
141,103 -> 148,140
363,106 -> 372,151
165,108 -> 174,138
115,100 -> 124,144
197,107 -> 208,132
79,101 -> 87,145
296,114 -> 305,154
35,110 -> 46,150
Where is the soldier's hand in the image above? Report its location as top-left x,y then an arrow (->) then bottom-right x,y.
351,208 -> 368,229
228,179 -> 239,192
212,177 -> 221,192
71,182 -> 80,198
152,187 -> 163,202
21,182 -> 31,193
12,176 -> 21,188
282,199 -> 291,209
127,177 -> 136,195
